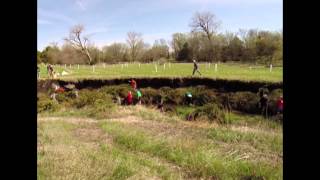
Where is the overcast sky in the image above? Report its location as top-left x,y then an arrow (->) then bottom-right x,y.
38,0 -> 282,50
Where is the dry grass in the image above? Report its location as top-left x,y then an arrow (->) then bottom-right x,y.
38,105 -> 282,179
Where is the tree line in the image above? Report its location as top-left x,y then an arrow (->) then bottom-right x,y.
38,11 -> 282,65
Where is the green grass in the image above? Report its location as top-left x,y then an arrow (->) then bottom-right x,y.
38,105 -> 282,179
38,62 -> 283,82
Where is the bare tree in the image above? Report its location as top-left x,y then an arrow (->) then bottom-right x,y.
64,24 -> 93,64
126,32 -> 144,62
189,12 -> 221,62
189,11 -> 221,41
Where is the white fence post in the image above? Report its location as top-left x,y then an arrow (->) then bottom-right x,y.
215,63 -> 218,72
103,63 -> 106,68
139,63 -> 141,68
77,64 -> 79,70
92,65 -> 95,73
164,63 -> 166,70
155,65 -> 158,73
269,64 -> 273,72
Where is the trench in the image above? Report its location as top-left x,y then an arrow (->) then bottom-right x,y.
38,77 -> 282,93
38,78 -> 283,120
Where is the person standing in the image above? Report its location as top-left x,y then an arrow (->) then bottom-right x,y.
136,89 -> 142,105
277,96 -> 283,114
260,94 -> 269,118
126,91 -> 133,105
129,79 -> 137,90
185,92 -> 193,105
192,59 -> 202,76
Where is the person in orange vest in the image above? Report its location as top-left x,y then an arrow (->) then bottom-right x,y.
126,91 -> 133,105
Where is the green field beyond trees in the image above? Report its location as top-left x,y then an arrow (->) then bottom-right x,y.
38,63 -> 282,82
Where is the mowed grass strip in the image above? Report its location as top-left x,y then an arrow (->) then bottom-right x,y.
38,63 -> 282,82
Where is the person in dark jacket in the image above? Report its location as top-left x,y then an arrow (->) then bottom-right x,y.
192,59 -> 202,76
260,94 -> 269,118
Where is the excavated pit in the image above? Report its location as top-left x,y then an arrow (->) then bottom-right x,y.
37,77 -> 282,93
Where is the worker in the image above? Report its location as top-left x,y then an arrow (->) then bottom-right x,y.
185,92 -> 193,105
136,89 -> 142,105
277,96 -> 283,114
129,79 -> 137,89
126,91 -> 133,105
260,94 -> 269,118
192,59 -> 202,76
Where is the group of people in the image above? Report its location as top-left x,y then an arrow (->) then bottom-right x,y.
123,79 -> 142,105
50,83 -> 78,101
258,88 -> 283,118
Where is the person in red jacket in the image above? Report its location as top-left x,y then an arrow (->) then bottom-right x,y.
277,96 -> 283,114
129,79 -> 137,89
126,91 -> 133,105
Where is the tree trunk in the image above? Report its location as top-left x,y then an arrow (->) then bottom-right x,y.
84,49 -> 92,64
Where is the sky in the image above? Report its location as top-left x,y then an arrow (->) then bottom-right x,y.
38,0 -> 283,51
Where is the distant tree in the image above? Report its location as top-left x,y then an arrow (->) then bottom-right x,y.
189,11 -> 221,62
64,24 -> 93,64
221,36 -> 244,62
103,43 -> 128,63
189,11 -> 221,41
151,39 -> 169,61
126,32 -> 144,62
37,51 -> 42,64
255,31 -> 278,65
40,44 -> 60,64
171,33 -> 188,59
177,42 -> 192,61
59,43 -> 87,64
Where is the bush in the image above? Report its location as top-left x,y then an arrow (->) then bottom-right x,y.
38,98 -> 60,113
140,87 -> 162,105
100,85 -> 131,98
72,89 -> 113,108
55,91 -> 75,104
191,103 -> 226,123
192,89 -> 217,106
229,92 -> 260,114
87,95 -> 115,118
160,88 -> 186,105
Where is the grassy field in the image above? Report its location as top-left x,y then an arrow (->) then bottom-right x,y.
38,105 -> 282,179
38,63 -> 283,82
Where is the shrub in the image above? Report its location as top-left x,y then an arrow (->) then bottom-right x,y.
87,95 -> 115,118
192,89 -> 217,106
72,89 -> 112,108
191,103 -> 226,123
161,88 -> 186,105
37,99 -> 60,113
140,87 -> 162,105
100,85 -> 131,98
229,92 -> 260,114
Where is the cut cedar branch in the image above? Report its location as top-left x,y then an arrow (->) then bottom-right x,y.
65,25 -> 93,64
